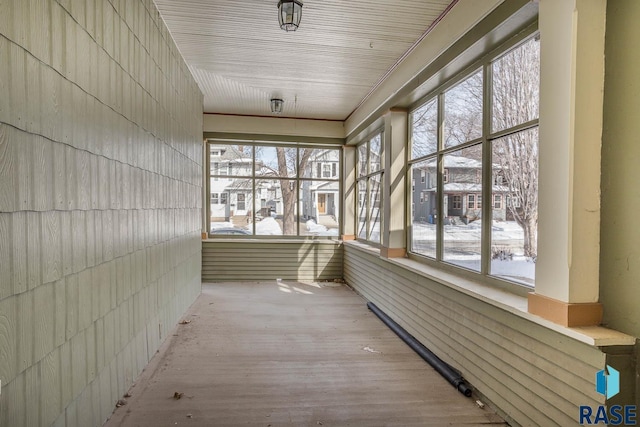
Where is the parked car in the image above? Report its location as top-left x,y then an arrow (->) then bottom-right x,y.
210,227 -> 251,235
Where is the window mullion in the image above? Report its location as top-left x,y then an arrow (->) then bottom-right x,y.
252,147 -> 256,235
365,177 -> 371,241
436,92 -> 444,261
481,62 -> 493,276
294,147 -> 302,237
206,142 -> 211,237
488,118 -> 539,141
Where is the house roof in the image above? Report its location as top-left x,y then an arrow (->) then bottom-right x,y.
425,183 -> 510,193
311,181 -> 340,191
419,155 -> 483,169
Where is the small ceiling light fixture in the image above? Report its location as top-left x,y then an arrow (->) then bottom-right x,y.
277,0 -> 303,32
270,98 -> 284,114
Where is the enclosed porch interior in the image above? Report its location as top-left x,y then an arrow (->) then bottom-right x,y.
1,1 -> 640,426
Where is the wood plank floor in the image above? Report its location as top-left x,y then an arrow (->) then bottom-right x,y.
105,281 -> 507,426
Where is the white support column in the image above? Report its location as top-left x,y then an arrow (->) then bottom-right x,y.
529,0 -> 607,326
342,146 -> 356,240
381,109 -> 408,258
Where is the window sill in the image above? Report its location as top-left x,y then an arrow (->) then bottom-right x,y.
203,237 -> 342,244
344,240 -> 635,347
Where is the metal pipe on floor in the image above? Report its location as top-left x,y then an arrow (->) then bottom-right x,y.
367,301 -> 473,397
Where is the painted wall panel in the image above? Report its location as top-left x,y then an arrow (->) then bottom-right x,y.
0,1 -> 203,425
202,241 -> 343,282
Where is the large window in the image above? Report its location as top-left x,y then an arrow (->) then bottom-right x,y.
356,132 -> 383,244
208,143 -> 340,237
409,35 -> 539,287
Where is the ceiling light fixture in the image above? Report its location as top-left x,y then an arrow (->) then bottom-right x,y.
270,98 -> 284,114
277,0 -> 303,32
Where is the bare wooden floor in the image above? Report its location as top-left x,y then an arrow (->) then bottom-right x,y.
105,281 -> 506,426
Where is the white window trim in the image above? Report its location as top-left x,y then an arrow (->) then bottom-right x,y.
406,31 -> 540,292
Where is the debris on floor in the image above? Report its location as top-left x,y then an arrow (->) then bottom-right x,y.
179,319 -> 191,325
362,346 -> 381,354
173,392 -> 184,399
115,399 -> 127,408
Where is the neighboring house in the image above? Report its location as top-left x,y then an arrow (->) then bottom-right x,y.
412,155 -> 510,223
301,149 -> 340,221
209,145 -> 255,221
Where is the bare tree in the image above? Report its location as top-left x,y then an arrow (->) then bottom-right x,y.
410,38 -> 540,258
275,147 -> 312,235
492,38 -> 540,258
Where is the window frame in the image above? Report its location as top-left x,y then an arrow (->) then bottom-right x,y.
356,130 -> 384,245
468,194 -> 476,209
493,194 -> 502,209
206,141 -> 342,239
407,28 -> 540,294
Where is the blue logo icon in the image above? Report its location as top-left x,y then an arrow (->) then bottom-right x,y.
596,365 -> 620,399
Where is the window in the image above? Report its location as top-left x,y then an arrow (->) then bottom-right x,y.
356,132 -> 383,244
452,195 -> 462,209
208,143 -> 341,237
493,194 -> 502,209
409,35 -> 539,287
506,194 -> 521,208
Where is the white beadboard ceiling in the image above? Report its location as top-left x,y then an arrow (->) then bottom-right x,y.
153,0 -> 454,121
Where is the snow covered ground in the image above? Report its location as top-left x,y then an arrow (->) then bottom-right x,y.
211,218 -> 340,236
255,217 -> 283,235
411,220 -> 535,286
210,221 -> 235,230
412,220 -> 525,242
306,220 -> 340,236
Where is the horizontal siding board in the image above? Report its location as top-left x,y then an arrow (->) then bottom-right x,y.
345,244 -> 605,366
344,251 -> 550,422
202,241 -> 343,282
343,245 -> 608,427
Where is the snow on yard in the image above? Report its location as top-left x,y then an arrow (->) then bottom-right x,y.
411,219 -> 534,285
255,217 -> 282,235
210,221 -> 234,230
306,220 -> 340,236
412,220 -> 524,242
307,220 -> 327,233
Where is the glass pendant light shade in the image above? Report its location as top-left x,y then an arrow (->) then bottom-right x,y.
277,0 -> 303,32
270,98 -> 284,114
